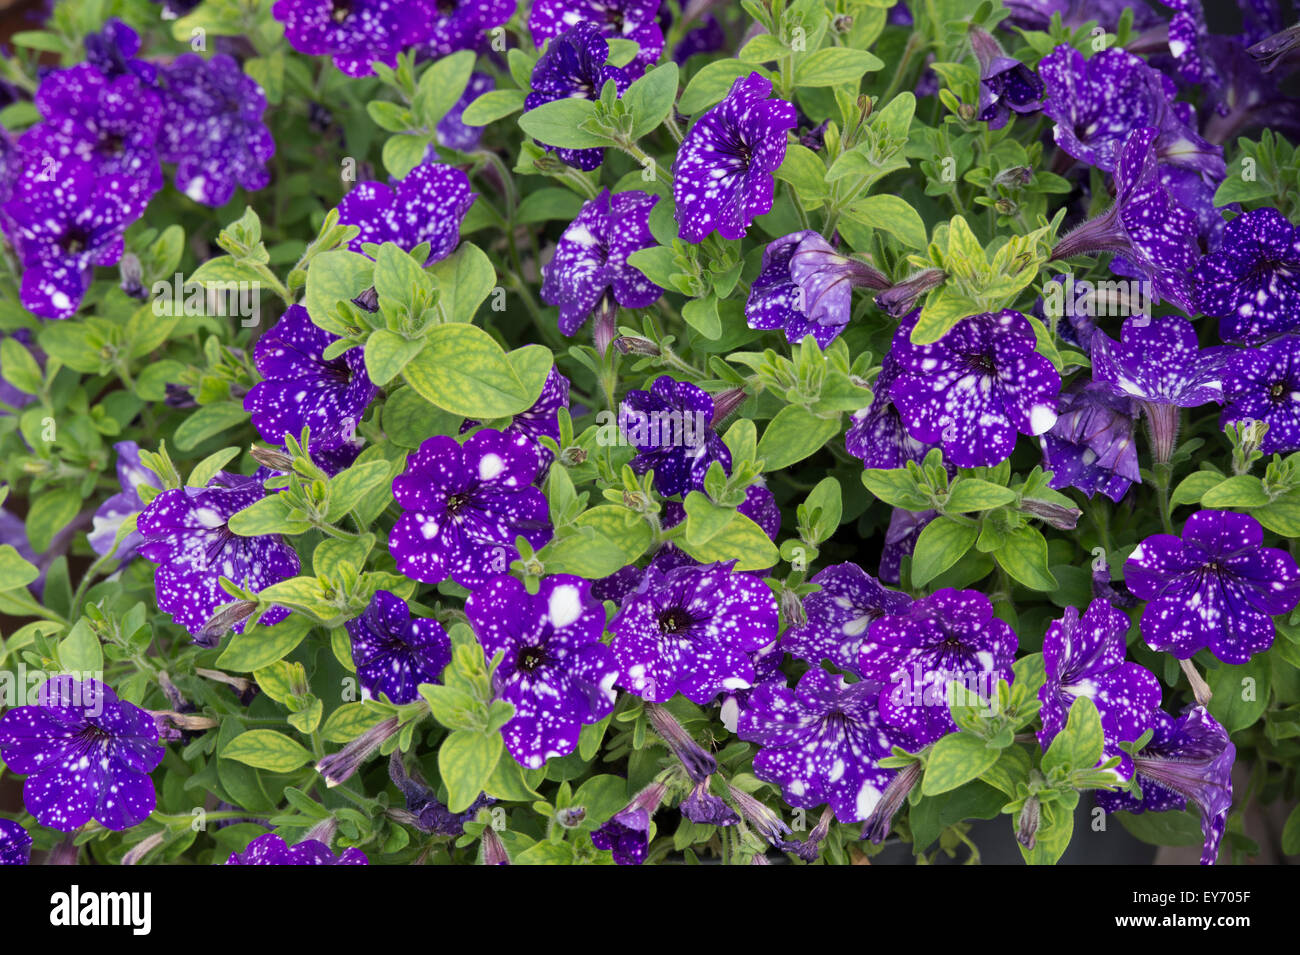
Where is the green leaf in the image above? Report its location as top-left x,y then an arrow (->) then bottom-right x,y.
0,545 -> 39,591
517,99 -> 609,149
173,402 -> 249,452
676,510 -> 779,571
994,525 -> 1058,592
624,62 -> 679,139
945,479 -> 1016,512
403,324 -> 539,417
922,733 -> 1001,796
842,195 -> 927,249
440,729 -> 504,812
793,47 -> 884,86
911,517 -> 978,587
462,89 -> 528,126
223,730 -> 314,773
25,488 -> 80,554
756,405 -> 840,470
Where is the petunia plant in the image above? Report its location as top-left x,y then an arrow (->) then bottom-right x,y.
1,0 -> 1300,872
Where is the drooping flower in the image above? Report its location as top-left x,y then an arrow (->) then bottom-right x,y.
1038,599 -> 1161,782
672,72 -> 796,243
225,832 -> 368,865
346,590 -> 451,705
1221,336 -> 1300,455
1040,381 -> 1141,503
435,72 -> 494,152
0,819 -> 30,865
136,471 -> 300,640
1095,705 -> 1235,866
525,23 -> 629,171
745,230 -> 889,347
1125,509 -> 1300,665
0,677 -> 164,832
271,0 -> 435,77
618,375 -> 731,498
0,158 -> 145,319
426,0 -> 516,57
888,309 -> 1060,468
88,440 -> 164,560
335,162 -> 476,259
609,561 -> 778,704
244,304 -> 378,454
781,562 -> 912,675
591,781 -> 666,865
1090,314 -> 1231,462
466,574 -> 618,768
530,0 -> 663,78
539,188 -> 662,336
859,588 -> 1018,745
388,430 -> 552,589
1193,208 -> 1300,345
739,669 -> 909,824
1048,125 -> 1201,313
970,26 -> 1045,130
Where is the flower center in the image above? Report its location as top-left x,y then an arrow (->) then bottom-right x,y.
657,606 -> 695,635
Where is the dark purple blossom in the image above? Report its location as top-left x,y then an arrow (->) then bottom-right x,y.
1040,381 -> 1141,503
388,430 -> 551,589
335,162 -> 476,258
860,588 -> 1018,745
1193,208 -> 1300,344
244,304 -> 377,453
672,72 -> 796,243
0,677 -> 164,832
740,669 -> 908,824
271,0 -> 435,77
609,561 -> 778,704
1039,599 -> 1161,782
1125,509 -> 1300,665
525,23 -> 629,170
157,54 -> 274,207
88,440 -> 164,560
346,590 -> 451,705
466,574 -> 618,768
225,832 -> 368,865
136,471 -> 300,639
1222,336 -> 1300,455
540,188 -> 662,336
781,562 -> 912,675
888,309 -> 1060,468
0,819 -> 30,865
530,0 -> 663,78
1095,705 -> 1234,865
618,375 -> 730,498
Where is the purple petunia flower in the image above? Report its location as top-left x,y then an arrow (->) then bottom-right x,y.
465,574 -> 618,768
0,677 -> 164,832
426,0 -> 515,57
609,561 -> 778,705
244,304 -> 377,453
336,162 -> 476,258
0,159 -> 144,319
781,562 -> 912,675
272,0 -> 435,77
1193,208 -> 1300,345
888,309 -> 1060,469
740,669 -> 909,824
1125,509 -> 1300,665
1222,336 -> 1300,455
672,72 -> 796,243
436,72 -> 494,152
88,440 -> 164,560
1095,705 -> 1234,866
136,471 -> 300,640
530,0 -> 663,78
157,54 -> 275,207
745,230 -> 889,347
0,819 -> 30,865
389,430 -> 551,589
591,781 -> 666,865
1049,125 -> 1201,313
225,832 -> 369,865
540,188 -> 662,336
1038,599 -> 1161,782
1040,381 -> 1141,503
525,23 -> 629,171
970,26 -> 1044,130
618,375 -> 731,498
860,588 -> 1018,745
346,590 -> 451,705
1090,314 -> 1231,462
